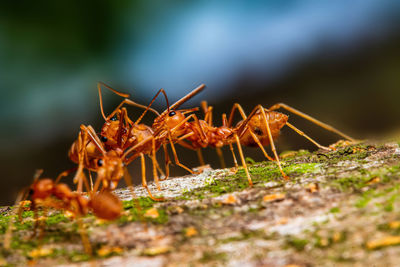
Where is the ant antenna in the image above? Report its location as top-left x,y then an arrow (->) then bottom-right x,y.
98,82 -> 130,121
135,88 -> 170,124
123,99 -> 160,117
33,169 -> 44,181
163,84 -> 206,114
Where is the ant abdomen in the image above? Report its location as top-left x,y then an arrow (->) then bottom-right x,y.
89,190 -> 123,220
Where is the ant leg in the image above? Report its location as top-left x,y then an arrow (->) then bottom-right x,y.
147,154 -> 166,179
286,122 -> 331,151
159,144 -> 170,181
140,153 -> 164,201
72,126 -> 102,193
229,143 -> 239,169
228,103 -> 248,127
167,131 -> 195,174
116,108 -> 128,147
74,131 -> 87,193
248,130 -> 275,161
177,139 -> 196,150
258,107 -> 289,180
154,160 -> 166,179
170,113 -> 208,143
226,103 -> 276,161
234,134 -> 253,186
196,149 -> 205,166
122,166 -> 137,199
123,167 -> 144,218
76,217 -> 92,255
4,189 -> 27,250
176,132 -> 195,143
31,202 -> 40,238
37,206 -> 48,240
76,125 -> 108,193
151,137 -> 161,190
268,103 -> 356,142
201,101 -> 213,125
216,147 -> 226,169
92,174 -> 103,193
55,167 -> 77,184
88,171 -> 94,192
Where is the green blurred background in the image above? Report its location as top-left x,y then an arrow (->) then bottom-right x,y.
1,1 -> 400,204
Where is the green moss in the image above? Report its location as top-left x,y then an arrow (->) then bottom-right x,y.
318,144 -> 373,165
280,149 -> 311,160
123,197 -> 157,210
69,251 -> 90,262
286,237 -> 309,251
0,215 -> 10,234
220,230 -> 267,243
284,163 -> 321,174
178,162 -> 320,201
21,211 -> 34,219
332,175 -> 372,192
329,207 -> 340,213
199,251 -> 227,263
120,198 -> 168,224
45,213 -> 69,226
245,157 -> 256,164
355,194 -> 372,209
11,239 -> 38,253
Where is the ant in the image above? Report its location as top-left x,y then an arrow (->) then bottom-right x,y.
67,122 -> 151,202
96,83 -> 206,197
173,101 -> 355,185
4,170 -> 123,255
62,83 -> 162,200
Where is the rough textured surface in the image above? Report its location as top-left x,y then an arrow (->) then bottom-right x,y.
1,140 -> 400,266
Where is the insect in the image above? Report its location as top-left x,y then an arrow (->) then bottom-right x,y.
175,102 -> 355,185
121,84 -> 207,175
65,83 -> 205,201
67,123 -> 147,203
97,83 -> 206,197
4,170 -> 123,255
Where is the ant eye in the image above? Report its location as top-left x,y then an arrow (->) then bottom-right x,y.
97,159 -> 104,166
100,136 -> 108,142
168,111 -> 176,117
254,127 -> 263,136
110,115 -> 118,121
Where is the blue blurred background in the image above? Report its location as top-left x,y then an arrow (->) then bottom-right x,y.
1,1 -> 400,204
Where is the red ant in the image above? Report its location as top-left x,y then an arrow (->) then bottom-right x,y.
66,122 -> 148,204
63,83 -> 205,201
4,170 -> 123,255
96,83 -> 206,199
174,101 -> 355,185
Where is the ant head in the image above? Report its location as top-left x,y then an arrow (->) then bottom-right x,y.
96,152 -> 124,189
89,190 -> 123,220
153,109 -> 186,130
31,179 -> 54,200
165,109 -> 186,129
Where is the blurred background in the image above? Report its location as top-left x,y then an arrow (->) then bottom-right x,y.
1,0 -> 400,205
